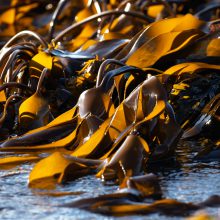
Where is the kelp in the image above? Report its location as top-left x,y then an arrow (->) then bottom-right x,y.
0,0 -> 220,218
64,193 -> 220,216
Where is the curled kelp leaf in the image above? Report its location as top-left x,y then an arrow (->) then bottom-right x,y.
123,173 -> 162,199
19,68 -> 51,130
71,76 -> 167,158
29,152 -> 85,189
98,134 -> 149,183
149,102 -> 183,161
29,151 -> 103,189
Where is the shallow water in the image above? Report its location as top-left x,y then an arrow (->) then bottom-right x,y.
0,141 -> 220,220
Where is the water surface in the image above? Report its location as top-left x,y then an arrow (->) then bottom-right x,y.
0,141 -> 220,220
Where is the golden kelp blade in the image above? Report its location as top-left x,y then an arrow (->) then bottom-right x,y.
0,80 -> 6,102
29,151 -> 98,189
0,155 -> 40,169
19,93 -> 50,129
0,122 -> 79,152
116,14 -> 204,61
126,30 -> 202,68
101,101 -> 167,159
29,152 -> 71,189
93,199 -> 198,216
30,52 -> 53,73
66,195 -> 199,216
29,152 -> 86,189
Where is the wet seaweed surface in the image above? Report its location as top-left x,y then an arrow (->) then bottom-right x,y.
0,0 -> 220,219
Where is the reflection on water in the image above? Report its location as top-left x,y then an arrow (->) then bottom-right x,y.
0,140 -> 220,220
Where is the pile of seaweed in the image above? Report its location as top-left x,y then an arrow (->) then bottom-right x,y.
0,0 -> 220,218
